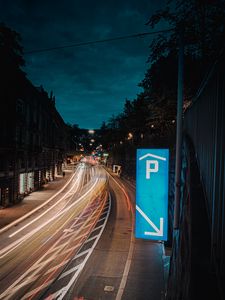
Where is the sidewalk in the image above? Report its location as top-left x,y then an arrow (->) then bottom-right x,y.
0,169 -> 74,231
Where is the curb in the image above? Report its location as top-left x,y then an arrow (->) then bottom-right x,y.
0,172 -> 76,235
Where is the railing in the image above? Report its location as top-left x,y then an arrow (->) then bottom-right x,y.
184,50 -> 225,299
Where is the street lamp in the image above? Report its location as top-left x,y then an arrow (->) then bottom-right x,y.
127,132 -> 133,140
88,129 -> 95,134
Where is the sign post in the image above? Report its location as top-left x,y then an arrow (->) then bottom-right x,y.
135,149 -> 169,241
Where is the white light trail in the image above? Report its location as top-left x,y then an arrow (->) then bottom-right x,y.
0,176 -> 100,259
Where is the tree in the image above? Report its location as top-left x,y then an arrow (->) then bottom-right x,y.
136,0 -> 225,140
146,0 -> 225,97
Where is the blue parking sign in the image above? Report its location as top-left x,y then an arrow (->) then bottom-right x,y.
135,149 -> 169,241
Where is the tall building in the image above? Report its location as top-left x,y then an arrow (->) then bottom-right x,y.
0,75 -> 69,207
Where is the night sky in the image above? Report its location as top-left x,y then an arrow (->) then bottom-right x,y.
1,0 -> 166,129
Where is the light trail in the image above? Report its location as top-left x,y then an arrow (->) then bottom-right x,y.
9,166 -> 84,238
51,193 -> 111,300
0,168 -> 77,235
0,165 -> 104,259
0,164 -> 109,300
0,175 -> 100,259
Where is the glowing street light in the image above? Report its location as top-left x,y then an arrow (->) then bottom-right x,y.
127,132 -> 133,140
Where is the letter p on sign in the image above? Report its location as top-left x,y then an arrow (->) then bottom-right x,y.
146,160 -> 158,179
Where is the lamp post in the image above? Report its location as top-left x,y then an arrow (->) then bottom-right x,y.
174,30 -> 184,229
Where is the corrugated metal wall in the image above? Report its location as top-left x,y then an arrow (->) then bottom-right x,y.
184,51 -> 225,297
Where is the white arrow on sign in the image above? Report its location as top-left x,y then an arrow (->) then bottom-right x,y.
136,204 -> 163,236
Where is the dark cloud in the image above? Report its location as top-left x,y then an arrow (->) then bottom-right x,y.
0,0 -> 166,128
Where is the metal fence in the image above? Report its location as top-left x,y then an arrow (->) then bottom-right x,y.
184,51 -> 225,298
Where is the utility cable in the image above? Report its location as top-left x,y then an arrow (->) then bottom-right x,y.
24,28 -> 174,54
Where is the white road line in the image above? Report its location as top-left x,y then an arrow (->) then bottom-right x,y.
84,234 -> 98,244
0,171 -> 77,235
59,264 -> 80,279
0,166 -> 108,300
82,221 -> 95,230
21,279 -> 54,300
28,245 -> 69,273
72,249 -> 90,260
9,169 -> 82,238
0,233 -> 71,299
0,177 -> 100,259
92,224 -> 104,233
45,259 -> 70,276
0,275 -> 38,300
101,206 -> 109,212
97,216 -> 107,223
107,172 -> 135,300
115,234 -> 135,300
55,194 -> 111,300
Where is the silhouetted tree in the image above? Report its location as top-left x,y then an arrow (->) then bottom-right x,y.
137,0 -> 225,140
101,1 -> 225,167
146,0 -> 225,97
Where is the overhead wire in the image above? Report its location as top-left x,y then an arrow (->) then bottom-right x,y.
24,28 -> 174,54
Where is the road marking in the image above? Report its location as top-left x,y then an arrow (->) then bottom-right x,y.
106,172 -> 135,300
24,196 -> 108,299
45,260 -> 70,275
97,216 -> 107,223
92,224 -> 104,232
52,194 -> 111,300
9,169 -> 82,238
0,275 -> 39,299
104,285 -> 115,292
0,177 -> 100,259
21,280 -> 54,300
109,175 -> 131,211
46,241 -> 69,255
0,169 -> 77,235
0,166 -> 109,300
84,234 -> 98,244
59,264 -> 80,279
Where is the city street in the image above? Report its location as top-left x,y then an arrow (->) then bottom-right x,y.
0,163 -> 166,300
0,163 -> 109,299
1,3 -> 224,298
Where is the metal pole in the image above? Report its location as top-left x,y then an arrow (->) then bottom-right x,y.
174,31 -> 184,229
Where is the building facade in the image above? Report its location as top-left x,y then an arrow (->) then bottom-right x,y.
0,74 -> 69,207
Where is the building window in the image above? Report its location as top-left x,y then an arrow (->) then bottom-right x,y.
16,99 -> 25,114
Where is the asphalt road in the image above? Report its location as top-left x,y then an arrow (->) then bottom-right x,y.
0,165 -> 165,300
0,163 -> 109,300
69,172 -> 165,300
70,173 -> 134,300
